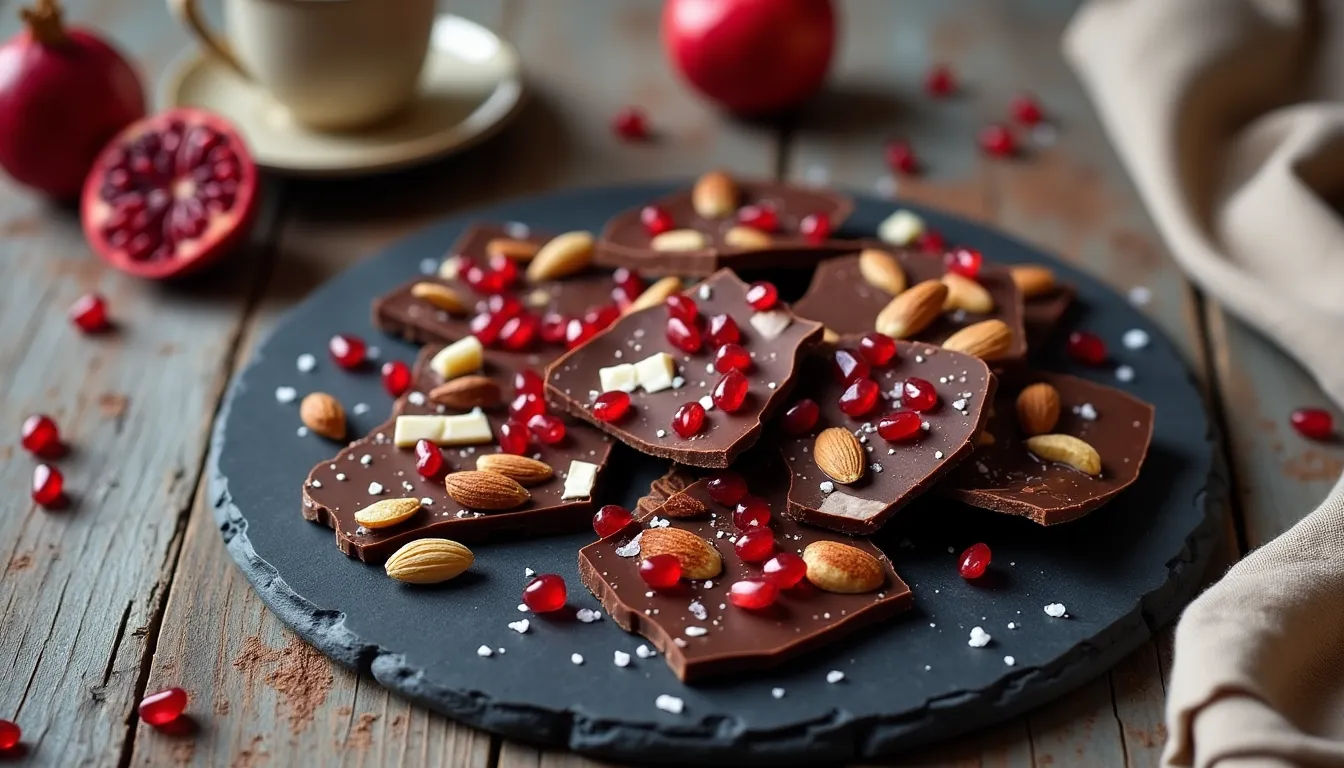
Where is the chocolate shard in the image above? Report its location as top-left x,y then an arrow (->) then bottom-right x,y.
546,268 -> 824,469
578,452 -> 913,683
1024,284 -> 1076,350
779,339 -> 996,535
941,371 -> 1154,525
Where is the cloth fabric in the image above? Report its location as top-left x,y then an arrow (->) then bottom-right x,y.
1064,1 -> 1344,765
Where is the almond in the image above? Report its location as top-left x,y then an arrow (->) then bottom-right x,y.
443,470 -> 530,510
526,231 -> 593,282
650,228 -> 709,252
941,272 -> 995,313
475,454 -> 553,486
300,392 -> 346,441
659,492 -> 708,519
1015,382 -> 1061,436
640,527 -> 722,580
384,538 -> 474,584
875,280 -> 948,338
814,427 -> 865,485
822,326 -> 840,346
802,540 -> 885,594
858,248 -> 907,295
625,276 -> 683,314
428,375 -> 502,410
354,497 -> 421,529
1010,264 -> 1057,299
691,170 -> 738,218
723,225 -> 772,250
942,319 -> 1014,360
486,237 -> 539,262
1024,434 -> 1102,476
410,282 -> 469,315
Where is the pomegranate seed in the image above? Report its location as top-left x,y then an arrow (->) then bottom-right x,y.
31,464 -> 62,507
463,261 -> 490,292
485,294 -> 520,319
838,378 -> 880,418
639,553 -> 682,588
878,411 -> 924,442
139,687 -> 188,726
858,332 -> 897,366
729,579 -> 779,610
707,314 -> 740,347
706,471 -> 747,505
944,248 -> 983,279
612,284 -> 638,310
593,504 -> 634,538
509,392 -> 547,422
734,527 -> 775,562
527,413 -> 566,445
498,420 -> 530,455
800,212 -> 831,244
917,229 -> 946,254
471,312 -> 505,345
714,343 -> 752,373
514,369 -> 544,396
665,316 -> 702,354
1290,408 -> 1334,440
499,313 -> 539,350
832,348 -> 870,383
614,267 -> 643,296
959,542 -> 992,579
979,124 -> 1017,157
612,106 -> 649,141
489,254 -> 519,288
328,334 -> 366,369
0,719 -> 18,751
737,204 -> 778,232
70,293 -> 109,332
713,370 -> 749,412
925,64 -> 956,96
381,361 -> 412,397
20,414 -> 60,456
564,318 -> 598,349
522,574 -> 567,612
762,552 -> 807,588
665,294 -> 698,323
745,281 -> 778,311
584,304 -> 620,331
1065,331 -> 1108,366
640,205 -> 674,236
781,399 -> 820,435
884,140 -> 919,174
1010,93 -> 1044,125
540,312 -> 569,344
672,401 -> 706,438
592,391 -> 632,423
733,496 -> 771,529
414,439 -> 444,478
902,377 -> 939,411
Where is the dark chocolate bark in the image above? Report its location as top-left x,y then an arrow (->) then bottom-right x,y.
942,371 -> 1154,525
780,341 -> 996,535
1024,285 -> 1076,350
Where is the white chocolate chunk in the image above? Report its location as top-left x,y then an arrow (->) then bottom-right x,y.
562,460 -> 600,499
438,255 -> 464,280
393,415 -> 445,447
438,408 -> 492,445
599,363 -> 640,393
749,310 -> 792,340
877,209 -> 925,246
429,336 -> 483,380
634,352 -> 678,394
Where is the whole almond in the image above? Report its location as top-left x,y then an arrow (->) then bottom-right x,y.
659,492 -> 708,519
625,276 -> 683,314
355,497 -> 421,529
802,540 -> 886,594
640,527 -> 722,580
1010,265 -> 1057,298
526,231 -> 593,282
691,170 -> 738,218
650,228 -> 709,252
300,392 -> 346,441
724,225 -> 772,250
859,248 -> 907,295
486,237 -> 540,262
384,538 -> 474,584
941,273 -> 995,313
942,319 -> 1014,360
1024,434 -> 1102,476
814,427 -> 865,484
429,375 -> 502,410
875,280 -> 948,338
410,282 -> 469,315
475,454 -> 553,486
443,470 -> 530,510
1015,382 -> 1061,436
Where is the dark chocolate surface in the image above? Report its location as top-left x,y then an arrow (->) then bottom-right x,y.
780,342 -> 995,535
1024,285 -> 1076,350
546,269 -> 823,468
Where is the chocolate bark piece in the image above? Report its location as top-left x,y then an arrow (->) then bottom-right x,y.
302,345 -> 614,562
635,467 -> 700,516
779,340 -> 996,535
1024,285 -> 1076,350
595,175 -> 855,276
793,248 -> 1029,362
578,453 -> 913,683
546,269 -> 824,469
942,371 -> 1154,525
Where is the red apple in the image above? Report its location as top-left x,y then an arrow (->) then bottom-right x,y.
662,0 -> 836,116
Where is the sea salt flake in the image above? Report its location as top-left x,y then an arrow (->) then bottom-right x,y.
819,481 -> 835,493
275,386 -> 297,403
297,354 -> 316,372
968,627 -> 992,648
825,670 -> 845,684
689,601 -> 707,620
477,645 -> 493,657
407,391 -> 426,406
508,619 -> 529,634
576,608 -> 601,623
367,482 -> 384,495
1045,602 -> 1067,618
297,427 -> 309,437
335,473 -> 346,481
1005,655 -> 1016,666
1122,329 -> 1150,349
771,687 -> 786,699
685,626 -> 708,637
1128,286 -> 1152,306
636,644 -> 655,659
1115,365 -> 1135,382
352,402 -> 371,416
616,533 -> 642,558
614,651 -> 631,667
571,653 -> 584,665
1079,403 -> 1099,421
655,694 -> 684,714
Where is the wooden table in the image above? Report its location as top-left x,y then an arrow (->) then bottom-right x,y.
3,1 -> 1340,765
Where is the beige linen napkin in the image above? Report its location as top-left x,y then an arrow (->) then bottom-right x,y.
1065,0 -> 1344,765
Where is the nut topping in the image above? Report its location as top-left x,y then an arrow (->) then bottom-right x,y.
384,538 -> 474,584
1015,382 -> 1061,436
658,492 -> 708,519
526,231 -> 594,282
410,282 -> 469,315
723,225 -> 772,250
691,170 -> 738,218
1009,264 -> 1057,298
354,497 -> 421,529
475,454 -> 554,486
858,248 -> 907,295
814,427 -> 865,484
1023,434 -> 1102,476
300,392 -> 346,441
650,228 -> 709,252
625,276 -> 683,314
486,237 -> 540,262
942,319 -> 1014,360
940,272 -> 995,313
443,470 -> 531,510
802,540 -> 885,593
640,527 -> 722,580
428,375 -> 502,410
875,279 -> 947,339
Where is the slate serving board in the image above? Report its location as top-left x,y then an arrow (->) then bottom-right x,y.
209,184 -> 1222,765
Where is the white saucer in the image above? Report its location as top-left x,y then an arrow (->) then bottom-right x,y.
160,15 -> 524,177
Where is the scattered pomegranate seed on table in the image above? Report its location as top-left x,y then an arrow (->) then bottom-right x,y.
640,205 -> 673,236
762,552 -> 807,588
799,212 -> 831,244
69,293 -> 109,332
665,316 -> 702,354
509,392 -> 546,422
707,314 -> 740,347
413,439 -> 443,478
380,361 -> 411,397
706,471 -> 747,505
593,504 -> 633,538
978,124 -> 1017,157
959,543 -> 992,579
729,579 -> 779,610
328,333 -> 366,369
781,399 -> 820,435
1010,93 -> 1044,125
917,229 -> 946,254
1290,408 -> 1334,440
714,343 -> 751,374
858,332 -> 897,366
31,464 -> 63,507
878,411 -> 924,442
884,140 -> 919,175
639,554 -> 682,588
944,247 -> 983,279
611,106 -> 650,141
592,391 -> 631,423
745,281 -> 778,311
665,294 -> 698,323
734,527 -> 775,562
672,401 -> 706,438
712,370 -> 749,412
1065,331 -> 1108,365
832,349 -> 870,384
527,413 -> 566,445
733,496 -> 771,529
838,378 -> 880,417
514,369 -> 544,396
0,718 -> 17,750
522,574 -> 567,612
138,687 -> 188,726
925,64 -> 956,96
497,420 -> 531,455
737,204 -> 778,232
20,414 -> 60,456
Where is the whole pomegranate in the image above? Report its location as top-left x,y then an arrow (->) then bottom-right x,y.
662,0 -> 836,116
0,0 -> 145,199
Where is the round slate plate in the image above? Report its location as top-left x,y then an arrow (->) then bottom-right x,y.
210,184 -> 1222,765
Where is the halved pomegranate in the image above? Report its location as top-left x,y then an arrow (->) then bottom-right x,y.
81,108 -> 258,280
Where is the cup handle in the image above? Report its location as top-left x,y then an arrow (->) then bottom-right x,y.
168,0 -> 253,81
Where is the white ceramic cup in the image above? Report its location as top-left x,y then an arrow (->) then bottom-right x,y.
169,0 -> 437,131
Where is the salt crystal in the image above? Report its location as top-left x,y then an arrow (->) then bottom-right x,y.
477,645 -> 493,657
508,619 -> 529,634
655,694 -> 684,714
297,354 -> 316,372
614,651 -> 631,667
1122,329 -> 1150,350
825,670 -> 845,684
275,386 -> 297,403
570,653 -> 584,665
